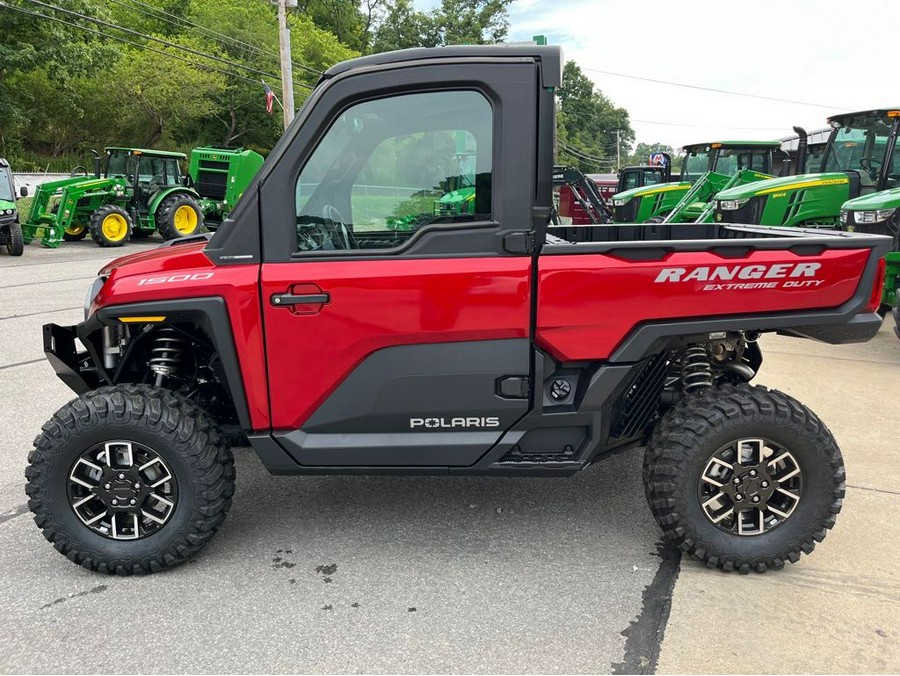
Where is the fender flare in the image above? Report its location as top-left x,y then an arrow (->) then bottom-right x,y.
88,297 -> 251,429
148,186 -> 202,217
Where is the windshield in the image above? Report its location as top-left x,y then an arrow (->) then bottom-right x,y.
822,114 -> 897,187
105,152 -> 138,180
680,148 -> 712,182
713,148 -> 771,176
0,168 -> 13,202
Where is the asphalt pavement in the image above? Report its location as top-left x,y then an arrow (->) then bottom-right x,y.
1,238 -> 897,674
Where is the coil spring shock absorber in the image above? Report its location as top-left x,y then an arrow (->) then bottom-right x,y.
149,327 -> 186,387
682,344 -> 713,393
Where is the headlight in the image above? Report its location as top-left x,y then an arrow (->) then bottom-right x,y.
853,208 -> 896,224
840,209 -> 848,224
3,209 -> 12,215
84,277 -> 105,320
718,199 -> 749,211
613,197 -> 632,207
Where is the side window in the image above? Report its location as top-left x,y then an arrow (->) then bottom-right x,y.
294,90 -> 493,252
163,159 -> 180,186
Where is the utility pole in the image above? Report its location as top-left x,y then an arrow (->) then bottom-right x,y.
616,129 -> 621,170
277,0 -> 295,130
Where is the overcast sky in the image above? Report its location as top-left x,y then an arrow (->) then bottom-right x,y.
495,0 -> 896,152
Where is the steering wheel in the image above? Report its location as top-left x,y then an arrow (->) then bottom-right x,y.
860,157 -> 882,174
322,205 -> 355,249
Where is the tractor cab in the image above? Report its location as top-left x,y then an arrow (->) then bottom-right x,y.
680,141 -> 777,182
820,110 -> 900,197
104,148 -> 186,208
617,152 -> 672,193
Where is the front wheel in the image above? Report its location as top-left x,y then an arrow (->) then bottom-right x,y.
25,385 -> 235,574
644,383 -> 844,573
89,205 -> 132,247
63,222 -> 88,241
5,221 -> 24,256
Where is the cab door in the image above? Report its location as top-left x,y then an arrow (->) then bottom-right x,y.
257,60 -> 544,467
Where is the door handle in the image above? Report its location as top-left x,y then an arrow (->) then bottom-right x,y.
271,292 -> 330,306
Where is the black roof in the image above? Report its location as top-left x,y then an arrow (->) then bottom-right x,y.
323,44 -> 563,88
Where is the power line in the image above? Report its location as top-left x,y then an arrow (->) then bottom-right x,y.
582,67 -> 847,111
0,1 -> 263,86
560,142 -> 616,162
631,118 -> 787,132
20,0 -> 313,88
108,0 -> 323,77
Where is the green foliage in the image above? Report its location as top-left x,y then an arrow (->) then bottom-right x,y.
557,61 -> 634,173
370,0 -> 513,52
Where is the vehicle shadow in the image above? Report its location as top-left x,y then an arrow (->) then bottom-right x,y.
213,447 -> 663,566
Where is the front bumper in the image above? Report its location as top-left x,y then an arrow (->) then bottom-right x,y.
43,323 -> 97,394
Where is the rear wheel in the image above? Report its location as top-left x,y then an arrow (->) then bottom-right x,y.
89,205 -> 132,247
5,221 -> 24,256
25,385 -> 235,574
644,383 -> 843,573
156,193 -> 203,240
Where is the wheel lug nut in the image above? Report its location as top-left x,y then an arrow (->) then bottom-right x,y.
118,473 -> 125,480
735,494 -> 744,501
749,470 -> 757,477
733,477 -> 741,484
761,481 -> 769,488
104,483 -> 111,489
130,498 -> 137,505
112,499 -> 119,506
752,496 -> 760,503
134,483 -> 141,489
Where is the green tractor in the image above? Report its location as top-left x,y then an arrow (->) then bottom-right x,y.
188,146 -> 264,228
715,109 -> 900,228
610,140 -> 791,223
0,158 -> 23,256
612,140 -> 787,224
714,108 -> 900,313
22,147 -> 204,248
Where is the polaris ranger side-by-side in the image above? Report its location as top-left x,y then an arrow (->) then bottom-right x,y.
28,46 -> 891,575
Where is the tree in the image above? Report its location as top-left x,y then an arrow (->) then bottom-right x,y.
370,0 -> 512,52
557,61 -> 634,172
110,42 -> 227,146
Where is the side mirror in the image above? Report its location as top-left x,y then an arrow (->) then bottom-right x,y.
19,186 -> 28,198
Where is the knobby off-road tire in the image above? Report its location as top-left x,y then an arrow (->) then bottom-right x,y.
156,193 -> 204,241
5,221 -> 24,256
25,385 -> 235,574
644,383 -> 844,573
89,204 -> 132,247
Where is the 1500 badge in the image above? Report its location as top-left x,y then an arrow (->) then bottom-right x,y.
137,272 -> 215,285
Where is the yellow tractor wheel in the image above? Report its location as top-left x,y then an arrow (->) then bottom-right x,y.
157,194 -> 204,240
89,205 -> 133,248
63,222 -> 88,242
